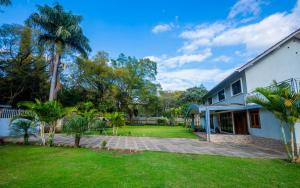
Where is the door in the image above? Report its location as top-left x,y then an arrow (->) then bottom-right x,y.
233,111 -> 248,134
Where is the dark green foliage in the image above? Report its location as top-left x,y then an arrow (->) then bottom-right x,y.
0,24 -> 49,106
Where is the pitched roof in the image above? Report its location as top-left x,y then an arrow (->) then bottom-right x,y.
204,28 -> 300,98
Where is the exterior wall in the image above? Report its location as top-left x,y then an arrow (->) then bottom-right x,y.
206,71 -> 247,105
0,118 -> 10,137
248,109 -> 290,141
245,39 -> 300,92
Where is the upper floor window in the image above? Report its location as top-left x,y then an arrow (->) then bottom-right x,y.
208,97 -> 212,105
218,89 -> 225,101
231,79 -> 242,96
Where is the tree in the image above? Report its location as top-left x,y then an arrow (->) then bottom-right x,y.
9,111 -> 38,145
63,114 -> 88,147
106,112 -> 125,135
247,81 -> 300,161
27,3 -> 91,101
19,99 -> 74,146
0,24 -> 48,106
111,54 -> 158,119
180,85 -> 208,105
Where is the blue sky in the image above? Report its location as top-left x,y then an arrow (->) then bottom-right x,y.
0,0 -> 299,90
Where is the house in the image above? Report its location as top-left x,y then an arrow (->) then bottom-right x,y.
188,28 -> 300,150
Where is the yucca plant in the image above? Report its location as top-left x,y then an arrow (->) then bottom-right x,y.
63,114 -> 88,147
247,81 -> 300,161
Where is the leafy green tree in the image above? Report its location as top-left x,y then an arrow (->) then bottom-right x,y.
111,54 -> 158,119
27,3 -> 91,101
63,114 -> 88,147
9,111 -> 38,145
0,25 -> 49,106
106,112 -> 125,135
247,81 -> 300,161
180,85 -> 208,105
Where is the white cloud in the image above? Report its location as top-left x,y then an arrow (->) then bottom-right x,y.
213,55 -> 231,63
152,23 -> 173,34
158,68 -> 235,90
148,48 -> 212,68
179,0 -> 300,54
228,0 -> 263,19
179,23 -> 227,52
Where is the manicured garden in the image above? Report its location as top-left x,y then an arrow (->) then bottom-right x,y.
1,145 -> 300,187
87,125 -> 197,139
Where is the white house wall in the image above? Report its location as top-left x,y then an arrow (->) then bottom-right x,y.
245,39 -> 300,92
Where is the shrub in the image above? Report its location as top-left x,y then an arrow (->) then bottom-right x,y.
157,118 -> 168,125
101,140 -> 107,149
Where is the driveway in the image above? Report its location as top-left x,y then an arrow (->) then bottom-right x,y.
4,134 -> 286,158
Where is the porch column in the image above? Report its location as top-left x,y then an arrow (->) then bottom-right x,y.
205,108 -> 211,142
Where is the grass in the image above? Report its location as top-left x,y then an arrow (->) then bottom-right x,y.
1,145 -> 300,188
87,125 -> 197,139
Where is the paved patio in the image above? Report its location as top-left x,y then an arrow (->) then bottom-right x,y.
6,134 -> 285,158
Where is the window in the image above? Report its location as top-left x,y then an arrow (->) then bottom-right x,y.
208,97 -> 212,105
231,79 -> 242,95
210,114 -> 214,130
219,112 -> 233,133
249,110 -> 261,128
218,89 -> 225,101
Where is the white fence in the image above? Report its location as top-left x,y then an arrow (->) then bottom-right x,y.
0,108 -> 24,137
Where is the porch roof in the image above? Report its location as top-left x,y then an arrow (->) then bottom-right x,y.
198,103 -> 261,112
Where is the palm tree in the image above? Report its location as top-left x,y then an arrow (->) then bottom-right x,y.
10,111 -> 38,145
26,4 -> 91,101
106,112 -> 125,135
247,81 -> 300,161
19,99 -> 75,146
63,114 -> 89,147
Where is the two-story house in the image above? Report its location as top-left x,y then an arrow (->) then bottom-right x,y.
188,28 -> 300,149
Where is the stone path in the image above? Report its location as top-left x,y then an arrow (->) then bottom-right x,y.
4,134 -> 286,158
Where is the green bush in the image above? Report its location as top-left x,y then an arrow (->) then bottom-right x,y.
157,118 -> 168,125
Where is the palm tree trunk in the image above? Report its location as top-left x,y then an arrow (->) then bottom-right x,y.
24,129 -> 29,145
75,134 -> 81,147
49,53 -> 60,101
40,122 -> 46,145
290,125 -> 295,161
280,123 -> 292,160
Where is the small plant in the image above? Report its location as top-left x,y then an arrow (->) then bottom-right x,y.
10,111 -> 38,145
128,131 -> 132,136
101,140 -> 107,149
63,115 -> 89,147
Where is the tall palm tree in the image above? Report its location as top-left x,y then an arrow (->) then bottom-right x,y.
247,81 -> 300,161
26,4 -> 91,100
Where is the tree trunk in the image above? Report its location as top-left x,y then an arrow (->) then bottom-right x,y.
40,122 -> 46,145
280,123 -> 292,160
47,123 -> 56,147
24,129 -> 29,145
115,127 -> 118,136
290,125 -> 295,161
75,135 -> 81,147
49,53 -> 60,101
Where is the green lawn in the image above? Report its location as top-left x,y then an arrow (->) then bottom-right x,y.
87,125 -> 197,139
1,145 -> 300,187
